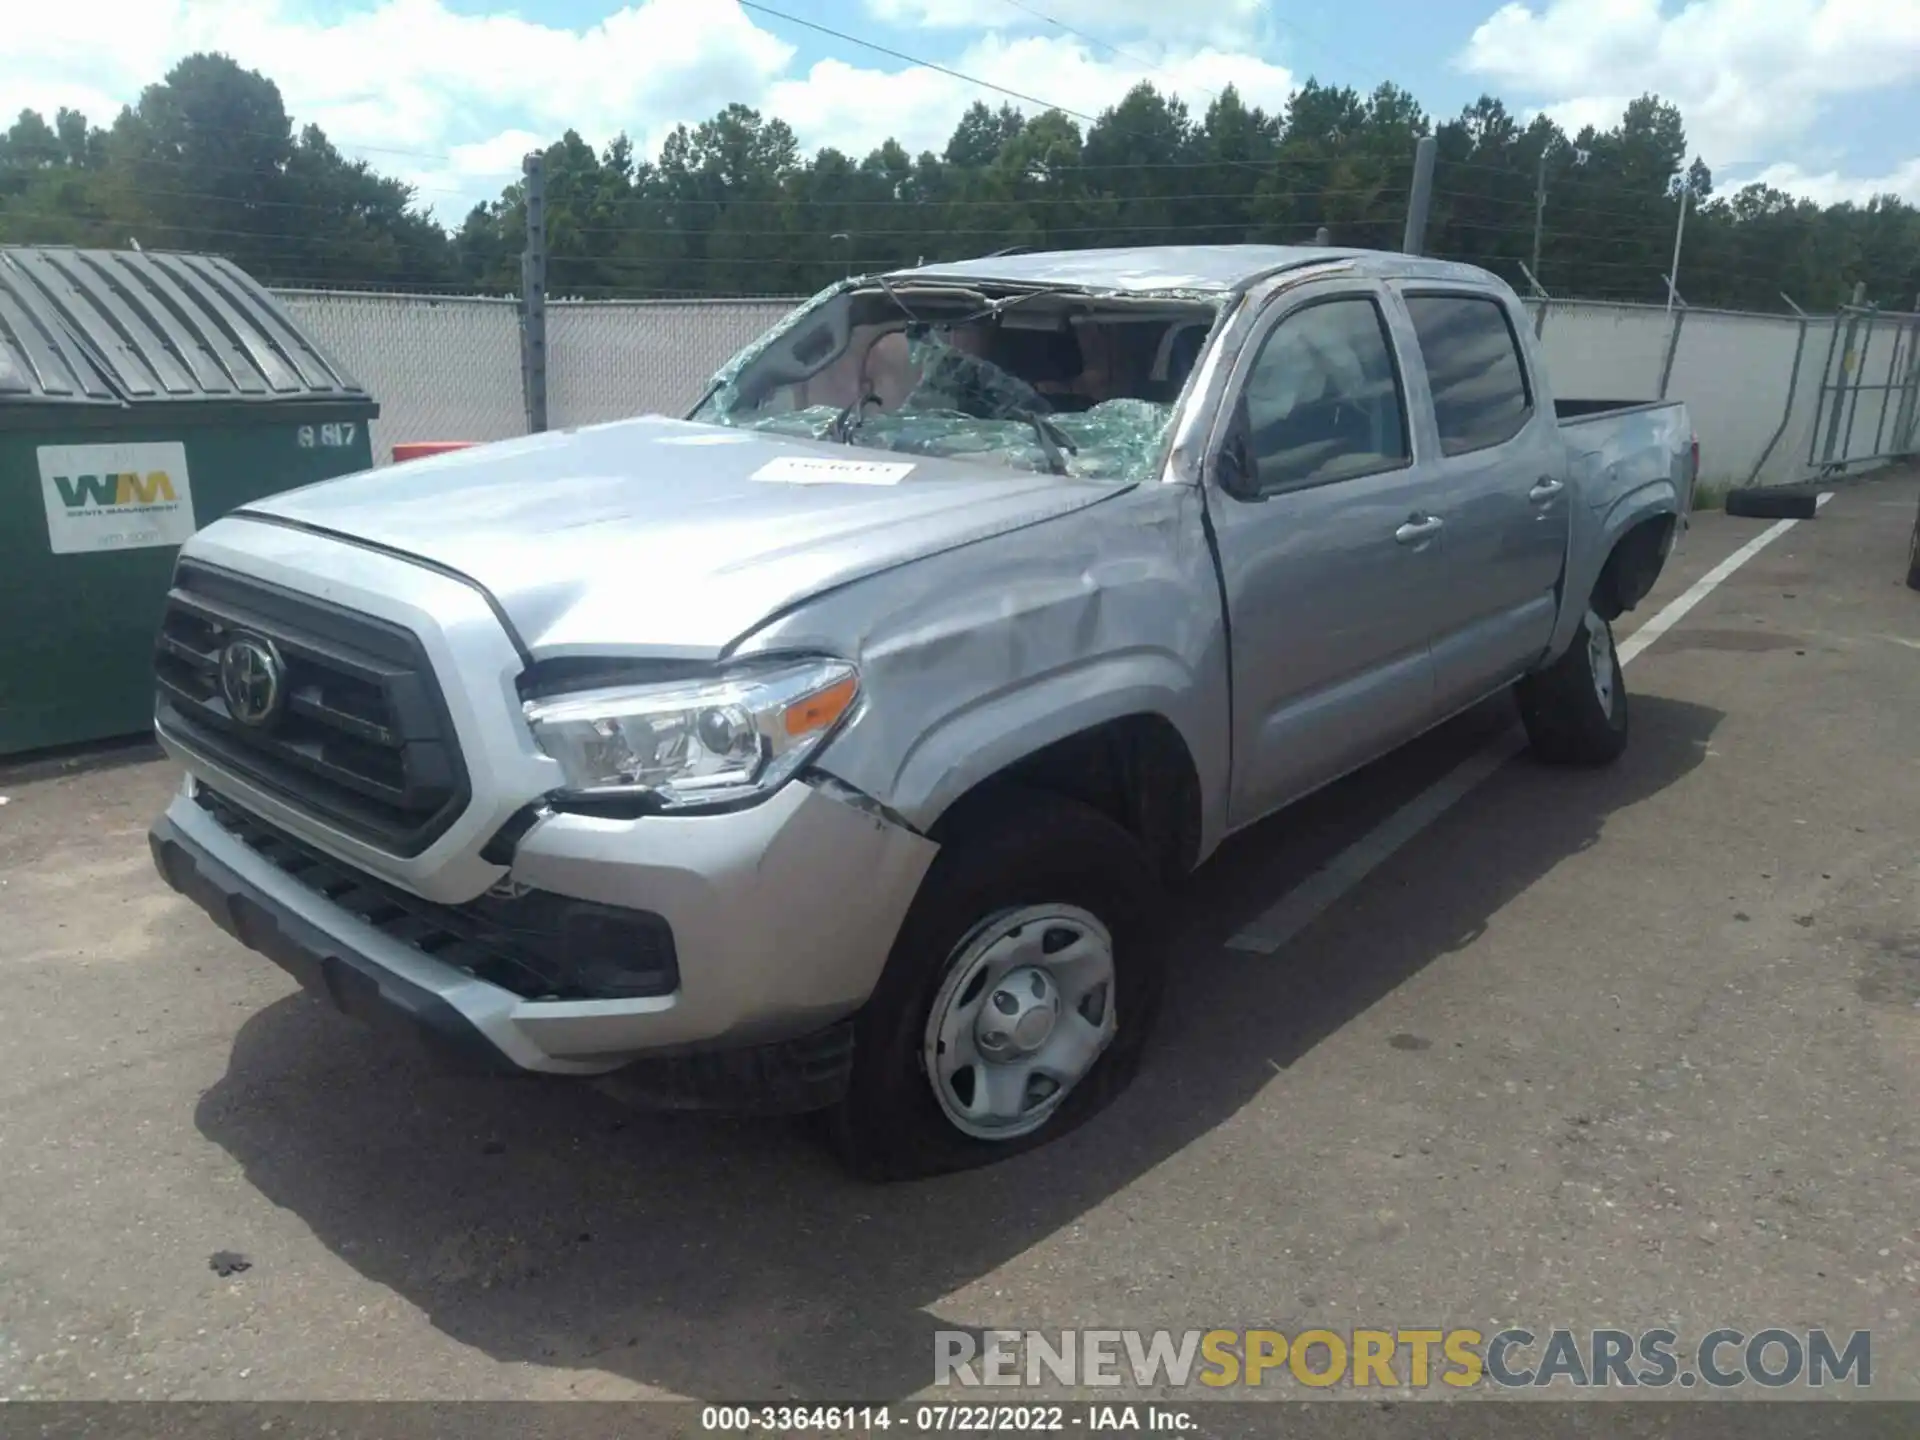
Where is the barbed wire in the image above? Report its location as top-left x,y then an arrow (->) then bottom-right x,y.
0,205 -> 1345,252
0,171 -> 1417,226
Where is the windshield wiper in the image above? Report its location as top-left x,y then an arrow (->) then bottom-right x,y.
1013,409 -> 1077,476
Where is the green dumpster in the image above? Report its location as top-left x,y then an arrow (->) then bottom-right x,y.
0,245 -> 379,756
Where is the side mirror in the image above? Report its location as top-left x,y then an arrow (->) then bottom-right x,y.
1214,403 -> 1260,501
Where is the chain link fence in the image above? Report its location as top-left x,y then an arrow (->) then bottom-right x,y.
278,286 -> 1911,487
1806,303 -> 1920,473
547,299 -> 792,436
275,291 -> 527,465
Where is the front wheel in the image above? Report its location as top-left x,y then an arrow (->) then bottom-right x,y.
827,790 -> 1166,1181
1516,606 -> 1630,766
1905,503 -> 1920,591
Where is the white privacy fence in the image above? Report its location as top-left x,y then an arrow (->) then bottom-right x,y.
276,290 -> 792,465
278,287 -> 1911,486
547,299 -> 792,436
275,292 -> 528,460
1525,300 -> 1828,488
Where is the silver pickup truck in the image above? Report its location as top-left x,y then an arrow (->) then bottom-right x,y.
149,246 -> 1695,1178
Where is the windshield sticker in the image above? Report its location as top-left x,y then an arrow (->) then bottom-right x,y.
753,456 -> 915,486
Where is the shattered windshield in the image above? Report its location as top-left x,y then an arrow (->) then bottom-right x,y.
690,284 -> 1221,484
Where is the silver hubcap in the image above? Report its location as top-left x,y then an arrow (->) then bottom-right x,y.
1586,608 -> 1616,717
923,904 -> 1118,1141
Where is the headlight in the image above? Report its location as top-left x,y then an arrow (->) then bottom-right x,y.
522,658 -> 859,810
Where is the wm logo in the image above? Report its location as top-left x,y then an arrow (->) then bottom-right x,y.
52,471 -> 178,508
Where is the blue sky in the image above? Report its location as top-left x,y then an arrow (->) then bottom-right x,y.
7,0 -> 1918,223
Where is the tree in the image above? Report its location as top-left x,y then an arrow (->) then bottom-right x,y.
945,102 -> 1025,169
3,55 -> 1916,312
103,53 -> 298,272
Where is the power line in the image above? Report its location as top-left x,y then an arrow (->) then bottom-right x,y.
0,216 -> 1326,265
546,190 -> 1403,237
735,0 -> 1279,180
4,172 -> 1806,257
0,148 -> 492,196
1001,0 -> 1386,85
739,0 -> 1100,124
0,151 -> 1371,203
1435,155 -> 1700,205
0,190 -> 1403,249
1,105 -> 465,165
8,201 -> 1798,275
991,0 -> 1212,99
1431,190 -> 1705,230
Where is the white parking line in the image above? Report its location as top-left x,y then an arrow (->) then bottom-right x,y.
1225,498 -> 1830,954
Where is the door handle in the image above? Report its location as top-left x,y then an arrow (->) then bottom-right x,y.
1529,476 -> 1566,502
1394,514 -> 1444,545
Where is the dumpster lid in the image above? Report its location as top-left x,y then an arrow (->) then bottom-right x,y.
0,245 -> 370,410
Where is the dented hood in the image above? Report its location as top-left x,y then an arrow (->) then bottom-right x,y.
240,414 -> 1125,657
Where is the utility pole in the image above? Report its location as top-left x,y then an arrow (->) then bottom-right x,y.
1664,177 -> 1690,322
1402,136 -> 1436,256
521,150 -> 548,435
1530,147 -> 1547,284
1517,260 -> 1550,339
1657,292 -> 1687,400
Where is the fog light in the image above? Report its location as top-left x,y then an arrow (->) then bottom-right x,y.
557,904 -> 680,999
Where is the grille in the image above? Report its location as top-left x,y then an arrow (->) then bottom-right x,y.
195,786 -> 679,1002
154,560 -> 468,856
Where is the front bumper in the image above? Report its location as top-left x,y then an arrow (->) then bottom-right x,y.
151,519 -> 939,1102
152,775 -> 938,1086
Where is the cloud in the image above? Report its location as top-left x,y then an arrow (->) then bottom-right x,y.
767,33 -> 1295,160
2,0 -> 1296,221
3,0 -> 795,218
1748,158 -> 1920,207
1457,0 -> 1920,193
866,0 -> 1262,46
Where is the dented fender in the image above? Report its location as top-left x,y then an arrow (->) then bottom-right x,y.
730,483 -> 1233,856
1545,401 -> 1692,663
1549,477 -> 1684,659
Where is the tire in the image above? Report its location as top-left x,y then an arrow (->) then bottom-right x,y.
1516,607 -> 1629,767
1906,503 -> 1920,592
1725,485 -> 1818,520
827,789 -> 1166,1181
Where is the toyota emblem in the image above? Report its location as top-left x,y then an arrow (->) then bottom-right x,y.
219,634 -> 285,727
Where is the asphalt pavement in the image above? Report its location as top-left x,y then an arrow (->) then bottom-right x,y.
2,469 -> 1915,1404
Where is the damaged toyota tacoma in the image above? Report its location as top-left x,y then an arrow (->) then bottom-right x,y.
149,246 -> 1696,1178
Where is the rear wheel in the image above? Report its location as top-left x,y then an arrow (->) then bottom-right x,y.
828,790 -> 1165,1181
1516,607 -> 1629,766
1906,502 -> 1920,592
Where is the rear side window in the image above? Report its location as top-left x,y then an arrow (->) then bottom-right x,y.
1404,294 -> 1533,455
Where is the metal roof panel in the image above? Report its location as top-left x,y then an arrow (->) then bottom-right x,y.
0,244 -> 369,408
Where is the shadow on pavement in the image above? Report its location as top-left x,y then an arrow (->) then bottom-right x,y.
193,693 -> 1721,1402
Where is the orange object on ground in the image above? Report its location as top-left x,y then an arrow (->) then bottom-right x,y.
391,441 -> 476,462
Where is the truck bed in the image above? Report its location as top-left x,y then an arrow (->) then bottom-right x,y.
1555,397 -> 1684,426
1556,397 -> 1694,512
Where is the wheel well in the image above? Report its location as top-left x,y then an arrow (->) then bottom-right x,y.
1592,514 -> 1675,620
928,714 -> 1203,882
